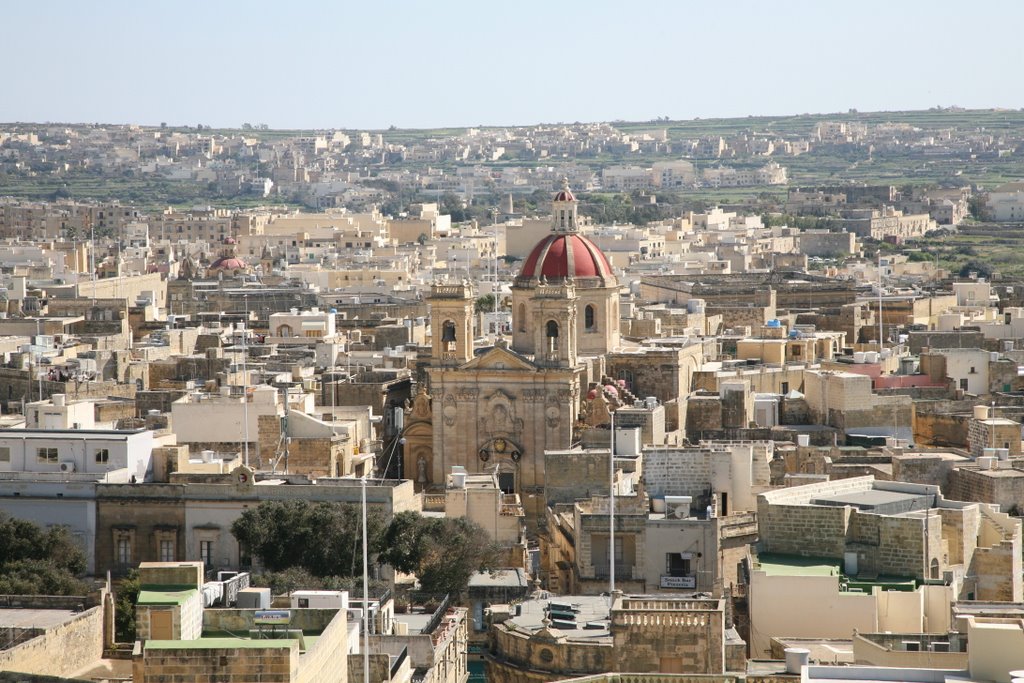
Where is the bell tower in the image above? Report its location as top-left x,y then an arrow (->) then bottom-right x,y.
531,279 -> 578,368
429,281 -> 475,366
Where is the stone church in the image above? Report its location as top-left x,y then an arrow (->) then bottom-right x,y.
403,181 -> 621,521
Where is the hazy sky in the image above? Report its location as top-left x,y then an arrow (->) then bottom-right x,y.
4,0 -> 1023,130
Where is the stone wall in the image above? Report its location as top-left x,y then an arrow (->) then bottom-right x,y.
486,627 -> 609,683
134,642 -> 298,683
914,412 -> 968,448
0,605 -> 104,678
136,389 -> 188,417
949,467 -> 1024,513
908,330 -> 985,354
544,450 -> 612,507
610,598 -> 726,674
757,501 -> 850,558
643,447 -> 714,502
969,508 -> 1023,602
685,396 -> 722,436
891,454 -> 964,492
348,652 -> 391,683
286,438 -> 344,478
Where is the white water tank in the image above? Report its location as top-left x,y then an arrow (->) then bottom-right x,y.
785,648 -> 810,675
797,434 -> 810,447
853,352 -> 866,364
974,405 -> 991,420
451,466 -> 467,489
978,456 -> 996,470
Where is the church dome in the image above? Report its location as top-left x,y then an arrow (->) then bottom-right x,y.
519,232 -> 613,280
210,256 -> 247,271
553,187 -> 576,202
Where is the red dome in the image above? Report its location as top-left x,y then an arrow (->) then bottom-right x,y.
210,256 -> 247,271
519,233 -> 613,280
553,188 -> 576,202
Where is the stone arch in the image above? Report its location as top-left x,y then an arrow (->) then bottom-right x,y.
441,320 -> 458,351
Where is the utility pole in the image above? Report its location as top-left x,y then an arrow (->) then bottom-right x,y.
609,409 -> 616,599
242,294 -> 250,468
361,476 -> 370,683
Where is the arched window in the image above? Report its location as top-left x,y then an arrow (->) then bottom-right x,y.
930,558 -> 940,580
517,304 -> 526,333
546,320 -> 559,338
441,320 -> 457,351
585,304 -> 596,331
277,324 -> 293,338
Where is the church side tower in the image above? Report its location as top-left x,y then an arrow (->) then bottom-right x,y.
428,281 -> 475,366
531,281 -> 578,368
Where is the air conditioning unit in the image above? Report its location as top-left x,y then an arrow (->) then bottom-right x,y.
59,461 -> 76,473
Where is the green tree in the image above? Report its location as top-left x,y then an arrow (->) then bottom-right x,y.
439,193 -> 470,222
0,513 -> 88,595
380,512 -> 501,596
475,294 -> 505,314
230,501 -> 387,577
233,503 -> 501,598
114,570 -> 141,642
251,567 -> 388,596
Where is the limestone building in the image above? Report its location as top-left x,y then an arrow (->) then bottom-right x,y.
410,181 -> 620,523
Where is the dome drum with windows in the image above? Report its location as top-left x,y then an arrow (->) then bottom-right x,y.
510,178 -> 620,358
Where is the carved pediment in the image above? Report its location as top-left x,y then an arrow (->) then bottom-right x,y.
462,345 -> 537,372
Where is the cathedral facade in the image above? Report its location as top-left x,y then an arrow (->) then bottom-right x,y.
404,182 -> 620,522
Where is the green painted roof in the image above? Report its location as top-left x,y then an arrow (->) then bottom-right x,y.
757,554 -> 841,577
137,588 -> 198,606
757,553 -> 919,591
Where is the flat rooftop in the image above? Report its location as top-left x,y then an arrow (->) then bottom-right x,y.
811,489 -> 934,514
468,569 -> 529,589
0,608 -> 81,629
505,594 -> 611,640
